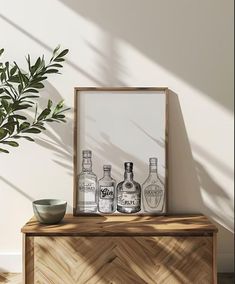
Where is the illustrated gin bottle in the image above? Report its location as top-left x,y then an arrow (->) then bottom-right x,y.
142,158 -> 165,213
98,165 -> 116,213
117,162 -> 141,214
77,150 -> 97,213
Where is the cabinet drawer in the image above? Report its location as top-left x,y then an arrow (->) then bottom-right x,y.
25,236 -> 213,284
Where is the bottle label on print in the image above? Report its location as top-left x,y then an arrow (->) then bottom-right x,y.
100,186 -> 114,199
79,183 -> 96,202
118,192 -> 140,207
144,185 -> 163,208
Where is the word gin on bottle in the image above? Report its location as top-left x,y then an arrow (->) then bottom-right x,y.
98,165 -> 116,213
117,162 -> 141,214
142,158 -> 165,213
77,150 -> 97,213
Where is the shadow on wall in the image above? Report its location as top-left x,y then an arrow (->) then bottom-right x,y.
168,90 -> 233,266
0,176 -> 34,202
0,13 -> 104,86
34,82 -> 73,177
168,91 -> 233,220
59,0 -> 234,111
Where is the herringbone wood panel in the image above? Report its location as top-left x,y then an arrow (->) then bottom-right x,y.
25,236 -> 213,284
1,273 -> 234,284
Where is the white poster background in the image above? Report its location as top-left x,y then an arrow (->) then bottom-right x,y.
77,90 -> 166,188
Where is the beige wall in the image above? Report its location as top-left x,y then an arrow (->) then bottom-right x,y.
0,0 -> 234,272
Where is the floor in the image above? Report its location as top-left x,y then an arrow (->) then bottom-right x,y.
0,273 -> 21,284
0,273 -> 234,283
218,273 -> 235,284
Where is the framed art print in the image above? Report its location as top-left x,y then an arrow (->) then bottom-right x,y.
73,87 -> 168,216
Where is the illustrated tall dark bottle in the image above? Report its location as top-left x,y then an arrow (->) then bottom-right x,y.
77,150 -> 97,213
117,162 -> 141,213
142,157 -> 165,213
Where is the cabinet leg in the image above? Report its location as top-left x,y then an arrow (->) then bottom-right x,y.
23,235 -> 34,284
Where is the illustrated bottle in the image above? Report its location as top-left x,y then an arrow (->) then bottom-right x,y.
117,162 -> 141,214
77,150 -> 97,213
142,158 -> 165,213
98,165 -> 116,213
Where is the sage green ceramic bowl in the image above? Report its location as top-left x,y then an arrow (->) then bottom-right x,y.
33,199 -> 67,224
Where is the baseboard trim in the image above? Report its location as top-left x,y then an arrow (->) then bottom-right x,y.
0,253 -> 22,272
218,253 -> 234,273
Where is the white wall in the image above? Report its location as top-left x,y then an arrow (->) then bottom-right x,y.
0,0 -> 233,272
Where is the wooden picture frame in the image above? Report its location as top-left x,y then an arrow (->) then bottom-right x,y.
73,87 -> 169,216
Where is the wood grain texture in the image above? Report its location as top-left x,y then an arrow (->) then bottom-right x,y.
1,273 -> 233,284
21,214 -> 218,236
165,88 -> 169,213
73,88 -> 78,216
213,232 -> 218,284
23,236 -> 34,284
74,87 -> 168,92
24,236 -> 213,284
0,273 -> 22,284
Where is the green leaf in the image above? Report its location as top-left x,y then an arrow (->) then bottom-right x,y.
54,114 -> 65,119
19,122 -> 30,131
1,99 -> 9,112
10,65 -> 17,76
56,107 -> 70,114
0,128 -> 8,139
12,115 -> 27,120
15,104 -> 32,110
37,108 -> 51,120
31,82 -> 44,89
1,140 -> 19,147
2,88 -> 15,100
22,74 -> 29,85
26,54 -> 31,74
5,62 -> 9,72
47,99 -> 52,109
0,148 -> 9,153
45,69 -> 59,74
13,135 -> 34,142
49,63 -> 63,68
0,95 -> 11,99
0,48 -> 4,57
8,76 -> 20,83
23,136 -> 34,141
31,57 -> 41,74
56,49 -> 69,58
53,100 -> 64,114
22,88 -> 39,94
0,114 -> 4,125
18,84 -> 23,93
30,76 -> 47,83
22,128 -> 41,134
53,45 -> 60,56
54,58 -> 65,62
0,71 -> 6,81
1,121 -> 16,135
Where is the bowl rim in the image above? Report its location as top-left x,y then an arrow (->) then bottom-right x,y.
33,199 -> 67,206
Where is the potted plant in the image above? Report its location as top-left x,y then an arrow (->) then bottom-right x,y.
0,46 -> 69,153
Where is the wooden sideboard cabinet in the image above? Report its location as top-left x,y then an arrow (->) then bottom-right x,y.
21,214 -> 217,284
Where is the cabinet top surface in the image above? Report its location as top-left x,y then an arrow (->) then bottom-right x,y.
21,214 -> 217,236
